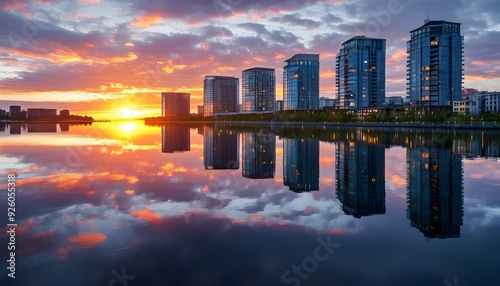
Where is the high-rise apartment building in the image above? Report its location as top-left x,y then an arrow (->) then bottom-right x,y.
336,36 -> 386,109
242,68 -> 275,112
283,54 -> 319,110
203,76 -> 239,117
407,20 -> 464,106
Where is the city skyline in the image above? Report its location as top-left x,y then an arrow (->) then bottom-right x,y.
1,0 -> 499,117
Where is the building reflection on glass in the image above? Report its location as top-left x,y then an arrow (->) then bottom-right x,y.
335,141 -> 386,218
162,125 -> 190,153
9,123 -> 22,135
204,125 -> 239,170
283,138 -> 319,192
242,130 -> 275,179
27,123 -> 57,133
60,123 -> 70,132
406,137 -> 464,239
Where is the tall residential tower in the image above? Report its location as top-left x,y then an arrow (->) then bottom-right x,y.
242,67 -> 276,112
283,54 -> 319,110
407,20 -> 464,106
203,76 -> 239,117
336,36 -> 386,109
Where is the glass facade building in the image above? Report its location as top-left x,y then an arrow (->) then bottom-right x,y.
407,20 -> 464,106
283,54 -> 319,110
203,76 -> 239,117
161,92 -> 190,117
242,68 -> 275,112
336,36 -> 386,109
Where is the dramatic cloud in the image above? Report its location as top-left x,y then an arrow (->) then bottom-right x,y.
1,0 -> 500,115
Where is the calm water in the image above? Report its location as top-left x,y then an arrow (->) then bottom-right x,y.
0,122 -> 499,286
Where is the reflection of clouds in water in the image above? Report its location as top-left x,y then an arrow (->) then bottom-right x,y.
466,198 -> 500,228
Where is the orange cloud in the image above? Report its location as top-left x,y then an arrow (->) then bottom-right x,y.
130,13 -> 163,28
67,232 -> 107,248
390,175 -> 406,188
130,209 -> 162,223
388,48 -> 407,65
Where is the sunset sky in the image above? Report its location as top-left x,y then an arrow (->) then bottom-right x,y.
1,0 -> 499,118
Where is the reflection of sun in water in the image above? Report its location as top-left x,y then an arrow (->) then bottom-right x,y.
120,122 -> 137,133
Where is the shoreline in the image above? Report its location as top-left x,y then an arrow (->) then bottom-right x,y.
143,120 -> 500,130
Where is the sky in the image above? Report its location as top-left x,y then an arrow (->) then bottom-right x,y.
1,0 -> 500,118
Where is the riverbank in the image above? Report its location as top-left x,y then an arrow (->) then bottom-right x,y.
144,119 -> 500,130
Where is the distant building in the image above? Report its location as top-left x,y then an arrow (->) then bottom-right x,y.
276,100 -> 284,111
197,105 -> 204,115
283,54 -> 320,110
336,36 -> 386,109
9,106 -> 21,116
162,92 -> 190,117
60,109 -> 70,116
407,20 -> 464,106
319,97 -> 337,109
242,67 -> 276,112
0,109 -> 6,116
203,76 -> 239,117
483,92 -> 500,113
453,92 -> 500,115
27,108 -> 56,119
385,96 -> 404,106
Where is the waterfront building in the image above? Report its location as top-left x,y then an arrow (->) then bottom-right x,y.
9,105 -> 21,116
27,108 -> 56,119
242,68 -> 275,112
60,109 -> 70,116
276,100 -> 284,111
407,20 -> 464,107
162,92 -> 190,117
203,76 -> 239,117
283,54 -> 320,110
336,36 -> 386,109
197,105 -> 204,115
319,97 -> 337,109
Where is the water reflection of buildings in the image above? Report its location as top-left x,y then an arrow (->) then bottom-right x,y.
242,131 -> 275,179
283,138 -> 319,192
406,136 -> 464,239
60,124 -> 69,132
27,123 -> 57,133
10,123 -> 22,135
453,132 -> 500,159
162,125 -> 190,153
0,122 -> 5,132
335,141 -> 386,218
204,125 -> 239,170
